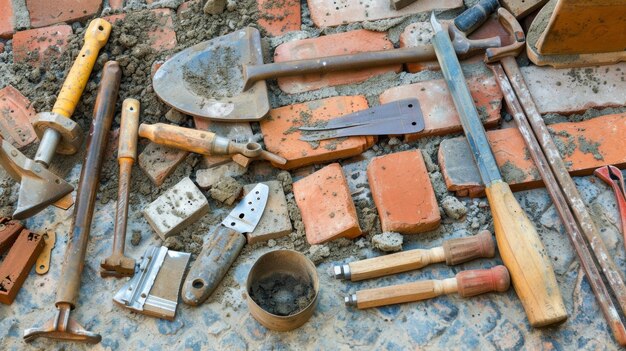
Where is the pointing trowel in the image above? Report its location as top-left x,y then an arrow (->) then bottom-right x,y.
182,183 -> 269,306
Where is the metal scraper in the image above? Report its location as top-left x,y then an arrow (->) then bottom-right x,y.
181,183 -> 269,306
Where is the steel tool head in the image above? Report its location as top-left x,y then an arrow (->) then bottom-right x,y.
153,27 -> 269,121
222,183 -> 269,234
430,12 -> 443,32
23,303 -> 101,343
484,8 -> 526,63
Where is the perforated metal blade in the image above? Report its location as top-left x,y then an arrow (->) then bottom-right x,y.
221,183 -> 269,234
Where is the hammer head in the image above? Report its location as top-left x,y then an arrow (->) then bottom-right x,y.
0,140 -> 73,219
484,8 -> 526,63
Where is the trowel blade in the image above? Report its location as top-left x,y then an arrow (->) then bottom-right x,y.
221,183 -> 269,234
13,174 -> 74,219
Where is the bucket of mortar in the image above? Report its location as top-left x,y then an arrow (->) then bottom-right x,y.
246,250 -> 319,331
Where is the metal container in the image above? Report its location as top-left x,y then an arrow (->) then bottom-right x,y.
246,250 -> 319,331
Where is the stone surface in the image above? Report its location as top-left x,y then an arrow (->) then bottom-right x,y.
379,74 -> 502,142
209,176 -> 242,205
258,0 -> 301,36
367,150 -> 440,234
143,177 -> 209,240
307,0 -> 462,27
293,163 -> 362,244
103,9 -> 177,52
441,196 -> 467,220
520,63 -> 626,115
243,181 -> 292,244
194,116 -> 253,168
203,0 -> 226,14
26,0 -> 103,28
177,0 -> 201,17
12,25 -> 72,67
371,232 -> 403,252
196,162 -> 247,190
439,113 -> 626,196
274,30 -> 400,94
260,96 -> 376,170
501,0 -> 547,18
0,85 -> 38,148
0,0 -> 16,38
165,108 -> 187,124
138,142 -> 189,186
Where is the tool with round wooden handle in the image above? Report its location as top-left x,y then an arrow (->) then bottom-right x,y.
334,230 -> 494,281
345,265 -> 510,309
138,122 -> 287,165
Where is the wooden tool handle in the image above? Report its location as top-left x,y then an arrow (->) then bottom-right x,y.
118,99 -> 140,161
486,180 -> 567,327
456,265 -> 510,297
443,230 -> 495,265
348,248 -> 445,282
52,19 -> 112,119
138,123 -> 218,155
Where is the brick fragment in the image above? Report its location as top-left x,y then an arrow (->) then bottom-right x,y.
195,162 -> 247,190
307,0 -> 461,28
12,25 -> 73,67
244,181 -> 292,244
27,0 -> 102,28
274,30 -> 400,94
379,74 -> 502,142
501,0 -> 547,18
193,116 -> 253,168
138,142 -> 189,186
260,96 -> 376,170
367,150 -> 440,234
143,177 -> 209,240
293,163 -> 362,245
0,229 -> 44,304
0,0 -> 16,38
109,0 -> 124,10
0,85 -> 38,148
103,9 -> 177,52
438,113 -> 626,196
258,0 -> 301,36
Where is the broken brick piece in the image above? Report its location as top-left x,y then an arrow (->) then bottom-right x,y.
0,218 -> 24,254
12,25 -> 73,67
260,96 -> 376,170
0,85 -> 38,148
0,0 -> 16,38
244,181 -> 292,244
0,229 -> 44,304
26,0 -> 103,28
379,74 -> 502,142
438,113 -> 626,197
501,0 -> 547,18
143,177 -> 210,240
258,0 -> 301,36
193,116 -> 253,168
196,162 -> 247,190
293,163 -> 362,245
367,150 -> 440,234
307,0 -> 461,28
103,9 -> 177,52
138,142 -> 189,187
274,30 -> 401,94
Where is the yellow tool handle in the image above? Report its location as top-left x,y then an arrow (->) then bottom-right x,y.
118,99 -> 140,161
52,18 -> 112,119
485,180 -> 568,327
348,248 -> 445,282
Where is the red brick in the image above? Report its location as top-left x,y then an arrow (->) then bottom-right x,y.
379,74 -> 502,142
274,30 -> 401,94
367,150 -> 440,234
138,142 -> 189,187
438,113 -> 626,196
12,25 -> 73,67
193,116 -> 253,168
307,0 -> 461,27
260,96 -> 376,170
0,85 -> 38,148
109,0 -> 124,10
103,9 -> 177,52
0,0 -> 16,38
258,0 -> 301,36
293,163 -> 362,245
26,0 -> 103,28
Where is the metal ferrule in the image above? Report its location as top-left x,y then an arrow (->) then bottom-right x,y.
212,135 -> 230,155
333,264 -> 351,280
344,294 -> 357,307
34,129 -> 62,167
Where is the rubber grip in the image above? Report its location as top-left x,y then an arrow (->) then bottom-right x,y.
453,0 -> 500,34
118,99 -> 140,160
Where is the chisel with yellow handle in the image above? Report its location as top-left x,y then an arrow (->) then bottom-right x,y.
0,18 -> 112,219
430,13 -> 566,327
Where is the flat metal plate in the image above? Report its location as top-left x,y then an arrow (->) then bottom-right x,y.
221,183 -> 269,234
153,27 -> 270,122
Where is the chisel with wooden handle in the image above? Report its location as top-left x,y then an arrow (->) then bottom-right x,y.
430,13 -> 566,327
334,230 -> 494,281
345,265 -> 510,309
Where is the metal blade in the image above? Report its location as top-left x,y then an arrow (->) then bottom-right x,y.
221,183 -> 269,234
299,98 -> 423,131
299,114 -> 425,141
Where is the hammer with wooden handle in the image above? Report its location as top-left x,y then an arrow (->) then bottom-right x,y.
334,230 -> 494,281
345,265 -> 510,309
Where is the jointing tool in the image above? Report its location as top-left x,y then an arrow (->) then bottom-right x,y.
297,98 -> 425,142
345,265 -> 510,309
182,183 -> 269,306
430,11 -> 567,327
595,165 -> 626,247
0,19 -> 112,219
100,99 -> 140,278
35,231 -> 56,275
334,230 -> 494,281
138,123 -> 287,165
24,61 -> 121,344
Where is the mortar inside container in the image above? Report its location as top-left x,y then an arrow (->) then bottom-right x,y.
249,272 -> 315,316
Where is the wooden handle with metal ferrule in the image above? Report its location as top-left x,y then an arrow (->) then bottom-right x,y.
138,123 -> 219,155
118,99 -> 140,161
486,180 -> 568,327
52,19 -> 112,119
350,266 -> 510,309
